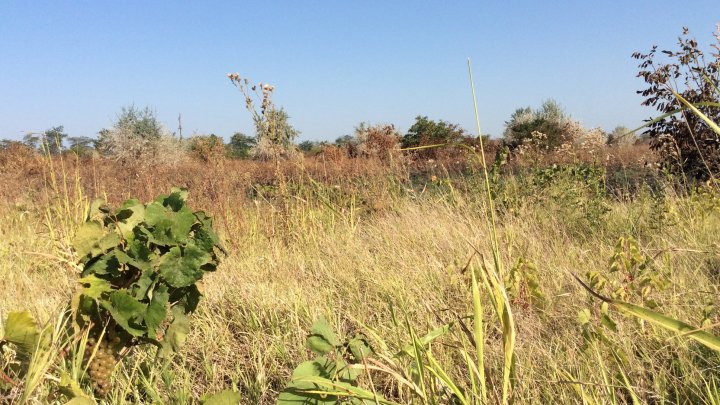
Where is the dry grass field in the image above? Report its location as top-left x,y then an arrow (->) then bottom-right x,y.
1,144 -> 719,404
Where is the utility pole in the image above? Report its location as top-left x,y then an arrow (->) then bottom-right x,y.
178,113 -> 183,139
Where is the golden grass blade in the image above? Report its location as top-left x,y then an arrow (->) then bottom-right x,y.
673,91 -> 720,136
398,143 -> 447,151
626,101 -> 720,135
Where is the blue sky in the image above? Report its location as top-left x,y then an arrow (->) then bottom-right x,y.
0,1 -> 717,142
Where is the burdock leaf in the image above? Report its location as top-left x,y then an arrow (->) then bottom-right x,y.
306,317 -> 340,355
77,274 -> 112,299
162,188 -> 189,211
201,390 -> 242,405
145,285 -> 169,338
102,291 -> 146,336
73,221 -> 105,258
161,310 -> 189,354
158,244 -> 211,288
144,202 -> 196,245
82,251 -> 120,277
1,311 -> 39,355
115,200 -> 145,236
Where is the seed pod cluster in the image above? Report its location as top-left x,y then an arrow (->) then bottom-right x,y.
85,334 -> 120,397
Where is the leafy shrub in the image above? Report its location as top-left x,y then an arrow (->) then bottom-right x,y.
71,188 -> 224,397
503,99 -> 574,150
606,126 -> 636,146
531,164 -> 610,231
633,27 -> 720,181
226,132 -> 257,159
401,116 -> 468,158
188,134 -> 226,162
96,106 -> 187,165
278,317 -> 373,404
354,122 -> 400,160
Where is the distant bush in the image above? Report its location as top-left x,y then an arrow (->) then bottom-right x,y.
96,106 -> 187,165
188,134 -> 226,162
503,99 -> 574,150
606,126 -> 636,146
354,122 -> 400,160
633,26 -> 720,181
402,116 -> 465,147
226,132 -> 256,159
0,141 -> 38,171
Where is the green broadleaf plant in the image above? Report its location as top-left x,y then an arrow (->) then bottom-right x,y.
69,188 -> 224,397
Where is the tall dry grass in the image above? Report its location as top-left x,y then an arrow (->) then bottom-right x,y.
0,143 -> 718,403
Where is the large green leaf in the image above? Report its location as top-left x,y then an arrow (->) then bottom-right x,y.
159,188 -> 189,212
1,311 -> 39,355
348,336 -> 372,361
115,200 -> 145,237
86,198 -> 109,222
82,252 -> 120,277
201,390 -> 242,405
158,244 -> 211,288
193,211 -> 224,253
73,221 -> 104,258
144,285 -> 169,338
161,310 -> 189,354
144,202 -> 196,245
101,291 -> 146,336
77,275 -> 112,299
73,221 -> 119,260
306,317 -> 340,355
291,357 -> 333,380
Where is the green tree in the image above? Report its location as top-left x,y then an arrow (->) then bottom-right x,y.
634,27 -> 720,180
96,106 -> 186,165
22,133 -> 41,150
226,132 -> 256,158
114,106 -> 162,141
67,136 -> 95,155
256,108 -> 299,147
606,126 -> 634,146
334,134 -> 356,147
96,106 -> 163,155
298,140 -> 320,153
401,116 -> 466,149
43,126 -> 68,155
503,99 -> 572,149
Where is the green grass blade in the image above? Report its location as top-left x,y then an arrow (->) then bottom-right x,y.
426,352 -> 468,405
573,274 -> 720,352
471,269 -> 487,403
612,300 -> 720,351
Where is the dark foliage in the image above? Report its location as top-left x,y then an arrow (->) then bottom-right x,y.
633,27 -> 720,181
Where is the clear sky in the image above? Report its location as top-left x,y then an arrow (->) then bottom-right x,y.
0,1 -> 718,142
